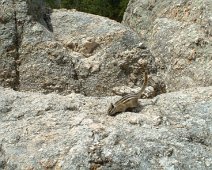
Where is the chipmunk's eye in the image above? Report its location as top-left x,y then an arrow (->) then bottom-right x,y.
108,103 -> 115,115
108,103 -> 114,112
110,103 -> 114,108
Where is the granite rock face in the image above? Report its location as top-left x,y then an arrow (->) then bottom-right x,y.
0,0 -> 158,96
0,0 -> 52,90
123,0 -> 212,92
50,9 -> 158,96
1,1 -> 212,169
0,86 -> 211,169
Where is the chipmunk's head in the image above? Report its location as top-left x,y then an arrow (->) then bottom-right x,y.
107,103 -> 117,116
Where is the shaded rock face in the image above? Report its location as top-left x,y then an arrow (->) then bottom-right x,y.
0,0 -> 20,89
0,0 -> 159,96
123,0 -> 212,92
0,86 -> 211,169
0,0 -> 51,90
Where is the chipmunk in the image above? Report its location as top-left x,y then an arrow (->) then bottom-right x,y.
107,70 -> 148,116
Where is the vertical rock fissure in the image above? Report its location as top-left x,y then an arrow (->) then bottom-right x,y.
12,3 -> 20,91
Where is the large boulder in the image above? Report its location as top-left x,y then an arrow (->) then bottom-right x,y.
48,9 -> 158,96
123,0 -> 212,92
0,0 -> 52,90
0,0 -> 22,89
0,86 -> 211,169
0,0 -> 158,96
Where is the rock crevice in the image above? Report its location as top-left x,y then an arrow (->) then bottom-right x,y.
13,8 -> 20,90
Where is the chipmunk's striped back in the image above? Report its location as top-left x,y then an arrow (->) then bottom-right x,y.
108,70 -> 148,116
114,93 -> 138,105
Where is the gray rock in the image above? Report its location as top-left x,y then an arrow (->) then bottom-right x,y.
123,0 -> 212,92
0,1 -> 158,96
0,0 -> 51,89
0,0 -> 18,89
1,1 -> 211,169
48,9 -> 157,96
0,86 -> 211,169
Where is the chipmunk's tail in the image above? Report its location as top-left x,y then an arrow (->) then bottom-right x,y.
137,69 -> 148,98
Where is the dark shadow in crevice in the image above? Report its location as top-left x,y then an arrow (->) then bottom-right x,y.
12,3 -> 20,91
27,0 -> 53,32
43,6 -> 53,32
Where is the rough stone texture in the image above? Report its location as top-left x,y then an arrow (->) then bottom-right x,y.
0,1 -> 160,96
1,0 -> 212,169
0,86 -> 212,169
0,0 -> 51,89
49,9 -> 158,96
123,0 -> 212,92
0,0 -> 18,89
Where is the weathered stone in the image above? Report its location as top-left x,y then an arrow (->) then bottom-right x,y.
1,0 -> 212,169
0,86 -> 211,169
0,1 -> 158,96
50,9 -> 158,96
123,0 -> 212,92
0,0 -> 18,89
